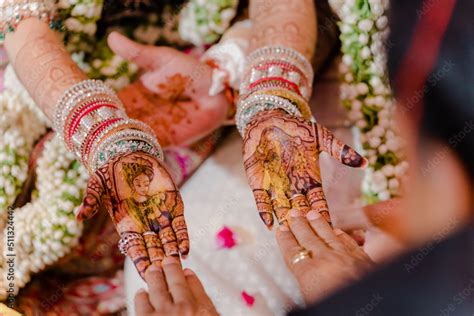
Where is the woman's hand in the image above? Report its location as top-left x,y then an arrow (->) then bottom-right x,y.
277,209 -> 374,304
109,32 -> 229,147
135,257 -> 218,316
76,151 -> 189,278
243,110 -> 367,228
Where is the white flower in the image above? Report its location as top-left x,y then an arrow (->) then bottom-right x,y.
376,16 -> 388,29
71,4 -> 87,16
342,54 -> 353,66
83,23 -> 97,36
356,83 -> 369,95
358,19 -> 374,32
64,18 -> 82,32
382,165 -> 395,177
369,137 -> 381,148
388,178 -> 400,190
378,190 -> 390,201
359,33 -> 369,45
372,171 -> 388,193
361,47 -> 371,59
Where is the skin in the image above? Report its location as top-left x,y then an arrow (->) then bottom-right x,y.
4,18 -> 189,278
243,110 -> 367,228
110,32 -> 230,147
276,209 -> 374,304
242,0 -> 368,228
135,257 -> 218,316
77,151 -> 189,278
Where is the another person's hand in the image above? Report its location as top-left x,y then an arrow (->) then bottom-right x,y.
135,257 -> 218,316
109,32 -> 230,147
77,151 -> 189,278
277,209 -> 374,304
243,109 -> 367,228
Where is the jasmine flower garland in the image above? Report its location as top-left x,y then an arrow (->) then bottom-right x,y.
0,136 -> 88,299
329,0 -> 408,203
179,0 -> 239,46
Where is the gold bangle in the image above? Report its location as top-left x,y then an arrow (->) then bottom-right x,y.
252,88 -> 313,120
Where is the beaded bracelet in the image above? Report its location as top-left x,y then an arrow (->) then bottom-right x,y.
118,232 -> 144,256
245,46 -> 314,83
0,0 -> 59,44
241,60 -> 312,100
90,129 -> 163,173
236,94 -> 302,136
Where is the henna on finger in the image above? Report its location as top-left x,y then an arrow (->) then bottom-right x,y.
125,237 -> 151,278
159,224 -> 179,256
253,189 -> 274,227
306,186 -> 331,224
143,231 -> 165,264
314,123 -> 367,168
271,196 -> 291,225
289,193 -> 311,215
172,215 -> 190,255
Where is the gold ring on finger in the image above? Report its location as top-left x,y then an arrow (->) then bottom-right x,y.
291,248 -> 312,265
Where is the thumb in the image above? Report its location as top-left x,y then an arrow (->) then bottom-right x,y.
315,123 -> 368,168
107,31 -> 158,70
76,174 -> 104,221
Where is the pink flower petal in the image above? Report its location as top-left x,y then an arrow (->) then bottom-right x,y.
241,291 -> 255,307
216,226 -> 237,249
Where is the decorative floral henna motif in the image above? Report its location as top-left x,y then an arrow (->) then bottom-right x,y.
243,110 -> 367,229
77,152 -> 189,278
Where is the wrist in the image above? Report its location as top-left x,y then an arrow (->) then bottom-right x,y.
54,79 -> 163,173
236,45 -> 314,136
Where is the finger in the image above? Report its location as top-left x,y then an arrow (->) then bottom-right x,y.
271,197 -> 291,226
126,238 -> 152,279
289,194 -> 311,215
253,189 -> 274,228
143,232 -> 165,264
76,174 -> 104,222
306,186 -> 332,225
275,224 -> 301,266
288,209 -> 328,255
315,123 -> 368,168
306,211 -> 345,251
134,289 -> 155,314
184,269 -> 214,307
162,256 -> 194,304
334,229 -> 361,252
107,32 -> 173,70
170,194 -> 190,256
145,264 -> 172,309
159,225 -> 180,257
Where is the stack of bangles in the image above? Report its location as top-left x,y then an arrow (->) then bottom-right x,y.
54,79 -> 163,174
236,45 -> 315,136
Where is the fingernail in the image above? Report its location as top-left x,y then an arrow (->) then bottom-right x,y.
137,288 -> 147,294
334,228 -> 345,235
162,256 -> 179,265
307,211 -> 321,221
183,268 -> 195,276
279,225 -> 289,232
290,209 -> 303,218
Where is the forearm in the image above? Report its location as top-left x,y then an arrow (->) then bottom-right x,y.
4,18 -> 86,120
249,0 -> 317,60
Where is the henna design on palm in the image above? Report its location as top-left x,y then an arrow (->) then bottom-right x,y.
243,110 -> 367,229
77,152 -> 189,278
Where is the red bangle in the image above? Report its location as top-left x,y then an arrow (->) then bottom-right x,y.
81,117 -> 124,161
67,102 -> 119,149
248,77 -> 302,96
